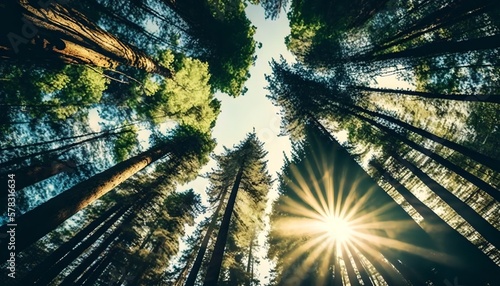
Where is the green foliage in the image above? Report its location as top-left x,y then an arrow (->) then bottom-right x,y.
133,52 -> 220,133
0,64 -> 109,120
112,127 -> 139,162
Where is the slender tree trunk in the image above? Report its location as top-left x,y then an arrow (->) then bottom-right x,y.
0,1 -> 173,78
343,103 -> 500,172
350,85 -> 500,104
203,166 -> 244,286
372,0 -> 495,54
58,222 -> 126,285
391,152 -> 500,249
25,202 -> 123,284
347,108 -> 500,202
347,246 -> 373,286
0,140 -> 174,261
333,249 -> 342,286
340,247 -> 361,286
371,160 -> 500,283
31,202 -> 132,285
356,247 -> 407,285
0,129 -> 128,170
245,232 -> 255,286
352,34 -> 500,63
185,187 -> 229,286
79,247 -> 117,286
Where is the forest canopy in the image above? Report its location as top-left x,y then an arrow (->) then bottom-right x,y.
1,0 -> 499,285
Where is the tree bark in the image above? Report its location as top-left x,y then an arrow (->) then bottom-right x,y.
340,247 -> 361,286
0,140 -> 173,261
347,246 -> 373,286
344,103 -> 500,173
185,187 -> 229,286
350,85 -> 500,104
31,202 -> 132,285
346,108 -> 500,202
391,152 -> 500,250
371,160 -> 500,283
25,202 -> 123,284
0,1 -> 173,78
203,166 -> 244,286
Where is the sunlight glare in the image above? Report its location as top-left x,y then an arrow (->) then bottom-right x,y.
321,215 -> 353,244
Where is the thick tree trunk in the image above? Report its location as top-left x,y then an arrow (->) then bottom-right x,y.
344,103 -> 500,172
203,166 -> 244,286
371,160 -> 500,283
0,141 -> 173,261
0,1 -> 173,78
185,186 -> 229,286
350,85 -> 500,104
391,152 -> 500,250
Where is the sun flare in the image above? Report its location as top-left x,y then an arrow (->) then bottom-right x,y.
320,215 -> 353,244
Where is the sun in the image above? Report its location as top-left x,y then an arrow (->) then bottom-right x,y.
320,215 -> 353,244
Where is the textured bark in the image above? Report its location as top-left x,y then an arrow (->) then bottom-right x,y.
185,187 -> 229,286
203,166 -> 244,286
0,1 -> 173,78
0,141 -> 173,261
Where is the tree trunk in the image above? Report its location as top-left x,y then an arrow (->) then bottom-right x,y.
350,85 -> 500,104
356,247 -> 407,285
340,247 -> 361,286
203,166 -> 244,286
185,186 -> 229,286
25,202 -> 123,284
245,232 -> 255,286
346,108 -> 500,202
371,0 -> 495,54
344,103 -> 500,172
31,201 -> 132,285
391,152 -> 500,250
0,140 -> 174,261
0,129 -> 128,170
0,1 -> 173,78
371,160 -> 500,283
78,247 -> 117,286
347,246 -> 373,286
58,221 -> 126,285
353,34 -> 500,63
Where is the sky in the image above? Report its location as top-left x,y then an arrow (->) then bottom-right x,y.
175,4 -> 296,284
